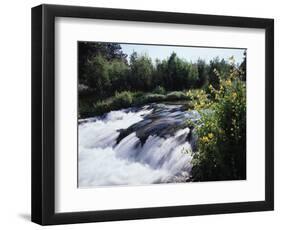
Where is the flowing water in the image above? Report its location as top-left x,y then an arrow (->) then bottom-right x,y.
78,103 -> 199,187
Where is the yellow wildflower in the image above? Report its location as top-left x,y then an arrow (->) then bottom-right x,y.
226,79 -> 231,86
201,136 -> 209,143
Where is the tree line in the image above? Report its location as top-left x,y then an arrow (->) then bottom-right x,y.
79,42 -> 246,101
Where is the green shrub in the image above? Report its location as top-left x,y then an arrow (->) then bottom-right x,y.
112,91 -> 133,109
191,68 -> 246,181
93,100 -> 112,116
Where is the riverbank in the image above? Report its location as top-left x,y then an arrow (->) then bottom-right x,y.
79,89 -> 200,118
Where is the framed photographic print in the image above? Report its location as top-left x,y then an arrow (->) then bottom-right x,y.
31,4 -> 274,225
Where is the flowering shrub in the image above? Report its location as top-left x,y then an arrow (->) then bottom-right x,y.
191,65 -> 246,181
186,89 -> 211,110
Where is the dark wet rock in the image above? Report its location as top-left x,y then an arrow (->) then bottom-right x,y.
116,103 -> 200,146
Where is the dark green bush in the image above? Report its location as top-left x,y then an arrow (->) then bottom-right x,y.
79,101 -> 94,118
93,100 -> 112,116
112,91 -> 133,109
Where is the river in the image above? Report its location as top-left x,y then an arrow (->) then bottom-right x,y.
78,103 -> 200,187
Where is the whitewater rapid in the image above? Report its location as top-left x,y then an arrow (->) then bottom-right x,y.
78,105 -> 195,187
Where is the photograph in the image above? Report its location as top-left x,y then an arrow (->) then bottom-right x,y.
78,42 -> 247,188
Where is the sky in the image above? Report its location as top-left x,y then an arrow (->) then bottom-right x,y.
120,43 -> 246,64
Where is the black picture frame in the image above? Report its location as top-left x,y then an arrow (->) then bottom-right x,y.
31,4 -> 274,225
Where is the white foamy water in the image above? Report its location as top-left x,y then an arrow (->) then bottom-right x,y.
79,107 -> 193,187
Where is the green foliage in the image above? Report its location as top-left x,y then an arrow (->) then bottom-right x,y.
108,60 -> 130,91
129,53 -> 154,91
152,86 -> 166,95
83,90 -> 193,117
239,50 -> 247,81
160,52 -> 199,90
84,54 -> 111,98
208,57 -> 231,90
93,100 -> 112,116
78,42 -> 246,120
79,42 -> 127,84
79,43 -> 243,99
92,91 -> 134,116
166,91 -> 189,101
196,59 -> 209,88
143,93 -> 166,103
112,91 -> 133,109
191,66 -> 246,181
79,100 -> 95,118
